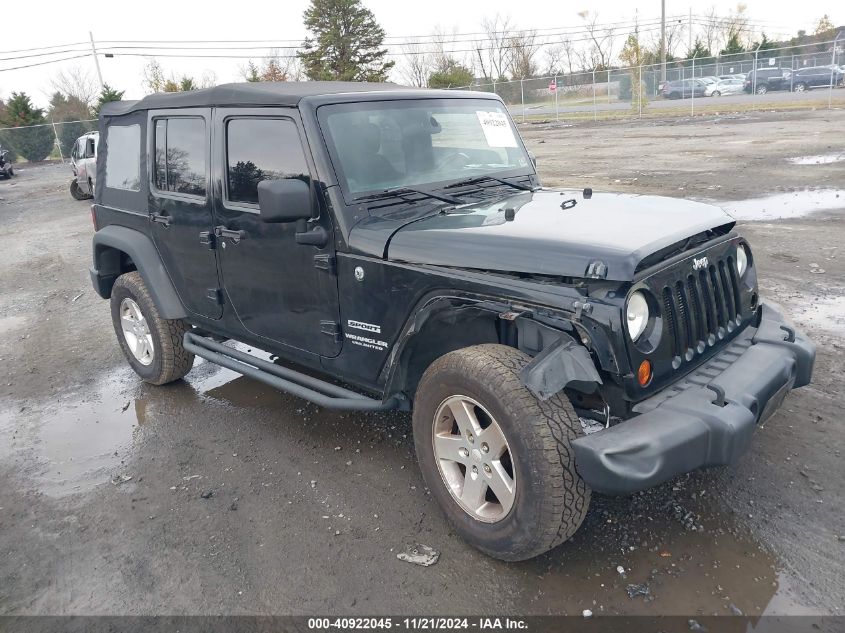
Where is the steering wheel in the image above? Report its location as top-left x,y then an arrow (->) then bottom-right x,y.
435,152 -> 471,171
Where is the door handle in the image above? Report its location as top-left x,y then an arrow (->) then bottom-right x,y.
151,213 -> 171,227
214,226 -> 248,244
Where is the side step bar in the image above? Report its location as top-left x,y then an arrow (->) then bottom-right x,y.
183,332 -> 400,412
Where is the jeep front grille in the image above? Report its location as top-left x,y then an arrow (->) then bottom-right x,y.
661,256 -> 742,363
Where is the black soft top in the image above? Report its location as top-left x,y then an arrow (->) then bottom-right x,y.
100,81 -> 477,116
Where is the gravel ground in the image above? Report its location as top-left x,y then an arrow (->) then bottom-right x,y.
0,108 -> 843,617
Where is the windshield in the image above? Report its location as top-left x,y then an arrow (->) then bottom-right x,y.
318,99 -> 532,196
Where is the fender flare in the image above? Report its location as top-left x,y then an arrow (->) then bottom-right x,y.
91,225 -> 187,320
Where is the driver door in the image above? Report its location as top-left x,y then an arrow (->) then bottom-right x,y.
211,108 -> 341,357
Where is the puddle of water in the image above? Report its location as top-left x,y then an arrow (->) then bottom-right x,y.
786,153 -> 845,165
516,490 -> 813,616
792,295 -> 845,338
0,374 -> 147,497
717,190 -> 845,221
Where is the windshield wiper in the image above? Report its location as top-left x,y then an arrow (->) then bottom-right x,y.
355,186 -> 462,205
444,175 -> 533,192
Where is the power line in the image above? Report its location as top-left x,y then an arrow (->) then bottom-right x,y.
0,53 -> 93,72
0,14 -> 684,61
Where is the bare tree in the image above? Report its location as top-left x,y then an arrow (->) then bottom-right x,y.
543,45 -> 564,76
721,3 -> 753,49
199,70 -> 217,89
399,40 -> 432,87
50,66 -> 99,108
507,30 -> 539,79
143,59 -> 167,93
700,6 -> 722,55
664,18 -> 687,58
578,11 -> 617,70
475,15 -> 515,80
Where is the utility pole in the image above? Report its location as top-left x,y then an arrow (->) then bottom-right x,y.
89,31 -> 104,90
660,0 -> 667,82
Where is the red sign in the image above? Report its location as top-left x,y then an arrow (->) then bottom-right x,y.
549,82 -> 557,92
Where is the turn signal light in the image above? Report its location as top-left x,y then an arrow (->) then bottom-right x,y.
637,360 -> 653,387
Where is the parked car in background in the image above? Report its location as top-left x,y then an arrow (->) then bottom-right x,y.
70,131 -> 98,200
744,68 -> 790,94
705,78 -> 745,96
662,78 -> 707,99
789,65 -> 845,92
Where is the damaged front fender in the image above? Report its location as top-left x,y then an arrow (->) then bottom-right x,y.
519,333 -> 602,400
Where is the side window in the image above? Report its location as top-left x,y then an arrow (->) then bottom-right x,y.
226,118 -> 309,206
153,117 -> 207,197
85,137 -> 96,158
105,125 -> 141,191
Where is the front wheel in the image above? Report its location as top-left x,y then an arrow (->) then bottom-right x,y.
711,91 -> 721,97
412,344 -> 591,561
793,83 -> 807,93
756,85 -> 768,95
110,271 -> 194,385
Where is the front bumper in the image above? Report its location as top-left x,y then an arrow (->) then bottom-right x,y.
572,303 -> 815,495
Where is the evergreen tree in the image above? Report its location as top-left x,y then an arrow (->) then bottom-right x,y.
720,31 -> 745,56
94,84 -> 125,115
298,0 -> 394,82
0,92 -> 54,162
685,39 -> 712,60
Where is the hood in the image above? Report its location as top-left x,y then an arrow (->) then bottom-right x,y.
372,189 -> 734,281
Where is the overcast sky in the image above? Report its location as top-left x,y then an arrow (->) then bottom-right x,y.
2,0 -> 841,109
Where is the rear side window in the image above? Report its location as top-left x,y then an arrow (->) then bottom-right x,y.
226,118 -> 309,205
153,117 -> 207,197
105,125 -> 141,191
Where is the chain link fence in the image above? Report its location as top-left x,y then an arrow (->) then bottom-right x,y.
0,119 -> 97,163
450,38 -> 845,122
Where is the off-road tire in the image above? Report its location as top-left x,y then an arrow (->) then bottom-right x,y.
70,180 -> 90,200
412,344 -> 591,561
110,271 -> 194,385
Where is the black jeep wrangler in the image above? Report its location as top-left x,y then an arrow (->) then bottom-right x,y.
90,82 -> 815,561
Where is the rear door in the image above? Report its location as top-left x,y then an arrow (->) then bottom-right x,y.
211,108 -> 341,356
148,109 -> 223,319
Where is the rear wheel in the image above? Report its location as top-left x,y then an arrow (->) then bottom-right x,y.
412,344 -> 591,561
70,180 -> 90,200
110,271 -> 194,385
756,85 -> 768,95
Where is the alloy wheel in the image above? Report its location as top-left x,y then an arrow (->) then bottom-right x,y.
119,298 -> 155,366
432,395 -> 516,523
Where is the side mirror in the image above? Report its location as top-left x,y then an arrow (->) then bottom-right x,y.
257,178 -> 314,223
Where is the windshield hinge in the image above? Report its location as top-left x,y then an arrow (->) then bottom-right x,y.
313,254 -> 336,274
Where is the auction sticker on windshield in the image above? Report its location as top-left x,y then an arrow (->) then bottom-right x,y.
476,111 -> 517,148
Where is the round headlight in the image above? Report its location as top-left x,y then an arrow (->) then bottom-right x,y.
626,291 -> 650,341
737,244 -> 749,277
